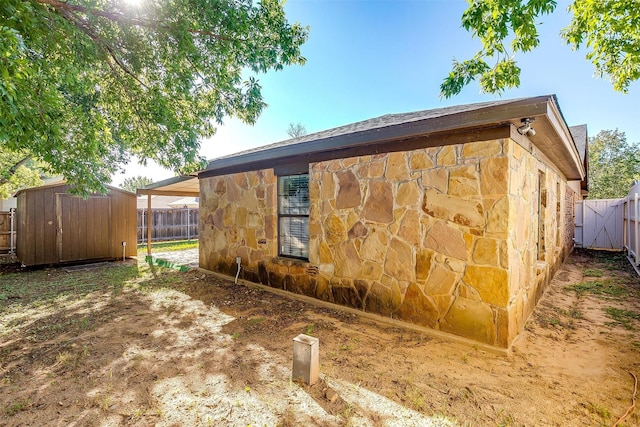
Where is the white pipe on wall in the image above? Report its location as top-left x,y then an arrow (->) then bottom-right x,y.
234,256 -> 241,284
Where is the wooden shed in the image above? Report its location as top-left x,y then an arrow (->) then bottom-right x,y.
15,183 -> 137,266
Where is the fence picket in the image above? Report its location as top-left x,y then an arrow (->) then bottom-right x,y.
137,208 -> 198,243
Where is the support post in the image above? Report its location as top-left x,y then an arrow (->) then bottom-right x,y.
147,195 -> 152,256
292,334 -> 319,385
186,208 -> 190,241
633,193 -> 640,265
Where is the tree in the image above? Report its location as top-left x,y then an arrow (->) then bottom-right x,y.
0,148 -> 44,199
286,122 -> 307,138
1,0 -> 308,196
587,130 -> 640,199
120,175 -> 153,193
441,0 -> 640,98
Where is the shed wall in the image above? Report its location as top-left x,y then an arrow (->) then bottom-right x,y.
16,185 -> 136,266
199,137 -> 575,348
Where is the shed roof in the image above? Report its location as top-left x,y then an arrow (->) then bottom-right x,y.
14,181 -> 135,197
200,94 -> 585,181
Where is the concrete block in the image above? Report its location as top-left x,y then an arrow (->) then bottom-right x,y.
292,334 -> 319,385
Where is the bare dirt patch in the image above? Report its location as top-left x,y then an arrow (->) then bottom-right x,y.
1,249 -> 639,426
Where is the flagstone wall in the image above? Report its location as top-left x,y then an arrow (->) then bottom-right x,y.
199,136 -> 573,348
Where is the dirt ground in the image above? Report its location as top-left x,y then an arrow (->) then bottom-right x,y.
1,249 -> 639,426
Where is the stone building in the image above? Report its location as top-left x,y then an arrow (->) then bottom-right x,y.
197,95 -> 587,349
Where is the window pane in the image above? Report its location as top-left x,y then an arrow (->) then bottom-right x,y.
279,216 -> 309,258
278,175 -> 309,215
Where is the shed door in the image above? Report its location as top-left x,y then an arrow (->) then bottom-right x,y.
56,194 -> 112,262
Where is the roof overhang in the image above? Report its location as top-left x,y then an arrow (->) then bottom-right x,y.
15,181 -> 136,197
199,95 -> 585,181
137,175 -> 199,197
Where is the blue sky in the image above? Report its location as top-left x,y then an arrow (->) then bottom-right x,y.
113,0 -> 639,186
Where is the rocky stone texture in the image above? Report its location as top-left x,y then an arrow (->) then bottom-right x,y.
199,170 -> 277,277
199,137 -> 574,348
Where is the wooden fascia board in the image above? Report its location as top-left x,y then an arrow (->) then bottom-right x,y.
136,190 -> 200,197
545,98 -> 586,180
199,125 -> 513,178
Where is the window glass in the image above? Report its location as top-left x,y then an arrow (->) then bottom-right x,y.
278,174 -> 309,259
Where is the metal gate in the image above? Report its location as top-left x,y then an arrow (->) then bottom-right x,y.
575,199 -> 625,250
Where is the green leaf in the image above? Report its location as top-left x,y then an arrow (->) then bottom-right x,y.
0,0 -> 309,195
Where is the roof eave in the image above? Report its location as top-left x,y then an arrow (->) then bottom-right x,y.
201,96 -> 555,177
137,175 -> 199,197
538,97 -> 586,180
200,95 -> 585,182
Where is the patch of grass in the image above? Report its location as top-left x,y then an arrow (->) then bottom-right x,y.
305,323 -> 314,336
137,240 -> 198,253
497,410 -> 515,426
249,317 -> 265,325
98,395 -> 112,412
4,400 -> 28,416
592,250 -> 632,269
80,317 -> 92,330
604,307 -> 640,330
56,351 -> 73,367
0,264 -> 140,312
537,312 -> 564,328
583,268 -> 603,277
585,401 -> 611,422
559,307 -> 584,319
565,279 -> 629,298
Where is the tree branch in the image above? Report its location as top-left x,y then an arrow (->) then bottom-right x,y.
57,7 -> 149,90
0,156 -> 32,185
53,7 -> 153,133
36,0 -> 237,42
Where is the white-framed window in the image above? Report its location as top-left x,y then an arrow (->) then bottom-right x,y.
277,173 -> 309,259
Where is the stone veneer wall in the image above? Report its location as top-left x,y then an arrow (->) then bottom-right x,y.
504,140 -> 573,345
199,137 -> 574,348
199,169 -> 278,276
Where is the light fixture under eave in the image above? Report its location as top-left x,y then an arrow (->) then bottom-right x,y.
517,117 -> 536,137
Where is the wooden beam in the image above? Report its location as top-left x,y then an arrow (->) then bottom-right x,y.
200,125 -> 513,178
137,190 -> 200,197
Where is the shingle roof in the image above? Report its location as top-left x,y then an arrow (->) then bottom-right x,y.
198,94 -> 585,181
569,124 -> 588,165
210,97 -> 530,163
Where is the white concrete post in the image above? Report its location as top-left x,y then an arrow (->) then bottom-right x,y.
292,334 -> 319,385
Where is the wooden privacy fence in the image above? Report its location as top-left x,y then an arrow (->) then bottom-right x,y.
575,198 -> 625,250
137,208 -> 198,243
574,181 -> 640,269
0,209 -> 16,254
624,182 -> 640,267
